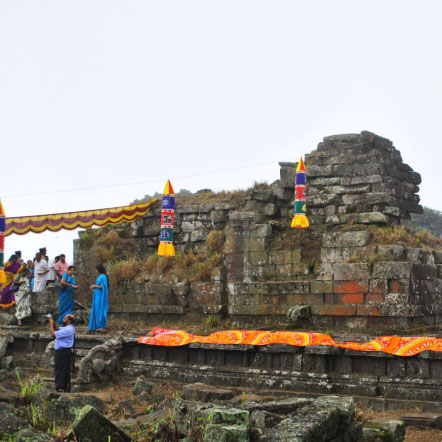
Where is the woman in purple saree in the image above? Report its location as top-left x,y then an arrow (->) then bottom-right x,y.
0,255 -> 23,308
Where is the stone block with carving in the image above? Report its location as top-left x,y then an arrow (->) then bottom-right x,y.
287,305 -> 311,322
77,337 -> 123,384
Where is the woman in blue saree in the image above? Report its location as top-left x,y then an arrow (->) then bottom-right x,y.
0,255 -> 23,308
58,266 -> 78,325
88,264 -> 109,332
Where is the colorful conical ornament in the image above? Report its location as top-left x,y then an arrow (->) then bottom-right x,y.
158,180 -> 176,257
0,200 -> 6,283
291,157 -> 310,229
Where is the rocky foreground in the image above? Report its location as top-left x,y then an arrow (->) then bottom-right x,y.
0,366 -> 415,442
1,322 -> 442,441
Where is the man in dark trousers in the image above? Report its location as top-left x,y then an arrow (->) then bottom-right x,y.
48,313 -> 76,392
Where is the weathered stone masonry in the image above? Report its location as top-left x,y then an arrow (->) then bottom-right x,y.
5,331 -> 442,410
74,131 -> 441,330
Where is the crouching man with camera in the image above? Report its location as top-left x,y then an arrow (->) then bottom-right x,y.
48,313 -> 76,392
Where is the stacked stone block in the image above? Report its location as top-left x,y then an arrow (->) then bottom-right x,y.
225,226 -> 442,329
73,131 -> 441,330
315,230 -> 442,329
131,201 -> 231,254
278,131 -> 423,225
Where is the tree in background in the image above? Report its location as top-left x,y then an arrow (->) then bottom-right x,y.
412,207 -> 442,237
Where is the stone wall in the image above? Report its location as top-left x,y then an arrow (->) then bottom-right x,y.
6,331 -> 442,411
279,131 -> 423,225
73,131 -> 441,331
224,228 -> 442,329
121,339 -> 442,410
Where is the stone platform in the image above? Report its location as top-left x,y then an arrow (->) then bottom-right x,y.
3,327 -> 442,413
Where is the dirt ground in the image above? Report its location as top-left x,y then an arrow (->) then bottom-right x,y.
355,406 -> 442,442
403,428 -> 442,442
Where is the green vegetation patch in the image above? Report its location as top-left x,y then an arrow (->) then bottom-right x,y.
368,225 -> 442,250
269,220 -> 322,267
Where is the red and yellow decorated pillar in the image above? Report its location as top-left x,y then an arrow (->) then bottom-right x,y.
158,180 -> 176,257
291,157 -> 309,229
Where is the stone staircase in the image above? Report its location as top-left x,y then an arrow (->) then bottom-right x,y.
2,326 -> 107,382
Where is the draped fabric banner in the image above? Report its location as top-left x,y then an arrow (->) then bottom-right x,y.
138,328 -> 442,357
5,199 -> 159,236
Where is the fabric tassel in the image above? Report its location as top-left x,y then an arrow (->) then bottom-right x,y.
291,157 -> 309,229
158,242 -> 175,257
291,214 -> 310,229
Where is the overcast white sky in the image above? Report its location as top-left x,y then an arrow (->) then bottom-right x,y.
1,1 -> 442,263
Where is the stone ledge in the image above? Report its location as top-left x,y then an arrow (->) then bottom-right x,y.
188,343 -> 255,351
109,305 -> 185,314
228,305 -> 289,315
123,356 -> 442,404
228,281 -> 312,296
323,231 -> 370,247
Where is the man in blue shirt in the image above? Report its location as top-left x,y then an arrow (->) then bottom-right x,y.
49,313 -> 76,392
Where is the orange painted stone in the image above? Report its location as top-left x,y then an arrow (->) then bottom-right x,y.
333,280 -> 368,294
336,293 -> 364,304
388,279 -> 411,294
332,305 -> 356,316
357,305 -> 380,316
369,279 -> 387,294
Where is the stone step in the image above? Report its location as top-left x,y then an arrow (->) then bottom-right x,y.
398,413 -> 442,429
19,367 -> 52,378
13,353 -> 47,369
0,312 -> 17,326
183,382 -> 235,402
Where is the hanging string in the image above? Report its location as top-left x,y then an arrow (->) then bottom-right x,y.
2,160 -> 278,200
2,136 -> 376,200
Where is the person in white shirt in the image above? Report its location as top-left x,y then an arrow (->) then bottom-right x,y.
46,256 -> 58,286
33,252 -> 49,292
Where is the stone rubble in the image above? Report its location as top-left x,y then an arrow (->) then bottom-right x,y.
67,405 -> 132,442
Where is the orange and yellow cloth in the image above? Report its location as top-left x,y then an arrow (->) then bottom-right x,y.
138,328 -> 442,357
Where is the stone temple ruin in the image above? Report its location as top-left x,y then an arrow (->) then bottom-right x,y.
73,130 -> 439,332
1,131 -> 442,441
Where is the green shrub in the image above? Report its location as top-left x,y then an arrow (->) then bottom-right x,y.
16,371 -> 43,404
191,261 -> 212,282
95,245 -> 115,262
79,230 -> 93,249
204,315 -> 220,328
369,225 -> 442,249
206,230 -> 225,253
98,230 -> 121,248
110,258 -> 141,285
210,252 -> 223,266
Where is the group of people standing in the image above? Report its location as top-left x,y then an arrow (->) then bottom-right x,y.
57,262 -> 109,333
0,248 -> 109,332
32,249 -> 69,293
